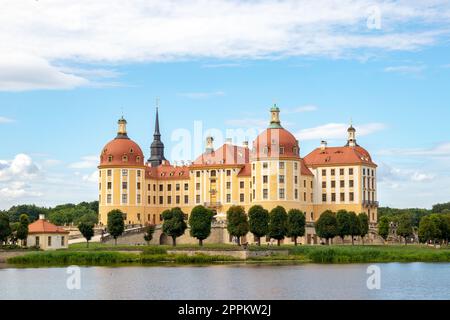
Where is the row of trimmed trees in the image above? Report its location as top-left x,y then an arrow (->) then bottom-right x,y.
314,210 -> 369,245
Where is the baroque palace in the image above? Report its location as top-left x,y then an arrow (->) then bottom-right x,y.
98,105 -> 378,244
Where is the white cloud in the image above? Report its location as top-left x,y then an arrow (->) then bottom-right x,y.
0,117 -> 14,123
178,91 -> 225,99
69,155 -> 99,169
1,0 -> 450,90
285,105 -> 318,114
378,162 -> 435,183
296,122 -> 386,141
383,65 -> 426,74
378,142 -> 450,158
82,171 -> 98,183
0,154 -> 40,182
0,53 -> 89,91
202,63 -> 243,68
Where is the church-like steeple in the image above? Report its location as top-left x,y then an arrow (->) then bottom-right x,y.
147,106 -> 167,167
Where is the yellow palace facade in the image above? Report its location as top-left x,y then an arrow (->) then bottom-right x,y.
98,105 -> 378,233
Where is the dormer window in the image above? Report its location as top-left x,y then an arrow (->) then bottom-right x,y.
280,147 -> 285,154
136,156 -> 141,163
263,146 -> 269,154
122,155 -> 128,162
130,148 -> 134,153
108,155 -> 113,162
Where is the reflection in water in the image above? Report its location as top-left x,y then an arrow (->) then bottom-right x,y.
1,263 -> 449,300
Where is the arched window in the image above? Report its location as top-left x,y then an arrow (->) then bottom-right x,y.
108,155 -> 113,162
136,156 -> 141,163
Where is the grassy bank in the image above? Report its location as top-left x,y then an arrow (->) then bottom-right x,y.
287,245 -> 450,263
7,244 -> 450,266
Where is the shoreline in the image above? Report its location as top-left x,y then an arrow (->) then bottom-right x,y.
3,244 -> 449,267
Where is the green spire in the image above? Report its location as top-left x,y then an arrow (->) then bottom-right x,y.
269,103 -> 282,128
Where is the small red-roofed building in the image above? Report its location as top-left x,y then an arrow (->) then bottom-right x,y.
27,214 -> 69,250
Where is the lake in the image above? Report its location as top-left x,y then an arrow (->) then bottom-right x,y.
1,263 -> 449,300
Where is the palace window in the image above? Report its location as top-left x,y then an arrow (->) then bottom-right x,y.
304,192 -> 307,201
107,170 -> 112,177
263,175 -> 268,184
176,184 -> 180,191
159,196 -> 164,205
340,180 -> 345,188
196,183 -> 200,191
196,171 -> 201,177
137,195 -> 141,204
137,182 -> 141,190
168,184 -> 172,192
349,180 -> 354,188
226,182 -> 231,189
122,155 -> 128,162
148,196 -> 151,204
263,162 -> 268,169
184,195 -> 189,204
226,170 -> 231,176
349,168 -> 354,175
350,192 -> 354,202
159,184 -> 163,192
340,168 -> 345,175
240,194 -> 245,202
294,189 -> 298,199
331,181 -> 336,188
294,176 -> 298,184
137,170 -> 141,177
167,196 -> 172,204
331,193 -> 336,202
279,147 -> 285,154
107,194 -> 112,204
322,169 -> 326,176
184,183 -> 189,191
226,194 -> 231,203
279,162 -> 285,169
122,169 -> 128,176
176,195 -> 180,204
240,181 -> 244,189
331,169 -> 335,176
294,162 -> 298,170
122,194 -> 128,203
322,181 -> 326,188
263,189 -> 268,199
108,155 -> 113,162
196,195 -> 201,204
136,156 -> 141,163
340,193 -> 345,202
279,175 -> 285,184
122,182 -> 127,190
279,188 -> 285,199
137,213 -> 141,221
322,194 -> 327,202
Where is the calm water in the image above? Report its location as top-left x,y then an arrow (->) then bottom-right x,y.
1,263 -> 449,300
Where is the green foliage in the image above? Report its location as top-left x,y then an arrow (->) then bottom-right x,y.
315,210 -> 338,244
226,205 -> 249,245
0,212 -> 12,244
358,213 -> 369,241
78,222 -> 95,247
162,207 -> 188,246
397,213 -> 414,244
268,206 -> 288,245
432,202 -> 450,213
107,210 -> 125,245
348,212 -> 361,245
248,205 -> 269,246
6,205 -> 48,223
378,216 -> 390,241
144,224 -> 156,244
189,205 -> 214,246
16,214 -> 30,243
336,210 -> 351,240
286,209 -> 306,245
418,215 -> 441,244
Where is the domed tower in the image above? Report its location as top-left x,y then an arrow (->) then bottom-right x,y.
98,117 -> 146,226
251,105 -> 314,213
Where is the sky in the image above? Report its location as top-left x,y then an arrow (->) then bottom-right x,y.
1,0 -> 450,209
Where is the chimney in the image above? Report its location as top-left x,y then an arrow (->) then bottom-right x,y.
225,138 -> 233,145
205,136 -> 214,153
320,140 -> 327,150
243,141 -> 249,148
39,214 -> 46,220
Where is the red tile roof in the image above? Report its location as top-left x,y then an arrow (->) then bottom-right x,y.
100,138 -> 144,167
300,158 -> 314,176
304,146 -> 376,167
146,163 -> 190,180
193,144 -> 249,166
237,163 -> 251,177
252,128 -> 300,159
28,219 -> 69,234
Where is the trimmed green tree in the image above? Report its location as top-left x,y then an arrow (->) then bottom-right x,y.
248,205 -> 269,246
397,213 -> 414,245
189,205 -> 214,246
315,210 -> 338,245
287,209 -> 306,246
0,213 -> 12,245
144,224 -> 156,245
418,215 -> 441,245
378,216 -> 390,244
268,206 -> 288,246
107,209 -> 125,245
16,214 -> 30,247
348,212 -> 361,245
226,205 -> 249,246
336,210 -> 351,243
78,222 -> 95,248
162,207 -> 188,247
358,213 -> 369,245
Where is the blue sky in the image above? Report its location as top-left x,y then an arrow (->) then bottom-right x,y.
1,0 -> 450,209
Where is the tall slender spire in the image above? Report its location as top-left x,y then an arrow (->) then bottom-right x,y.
148,102 -> 166,167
